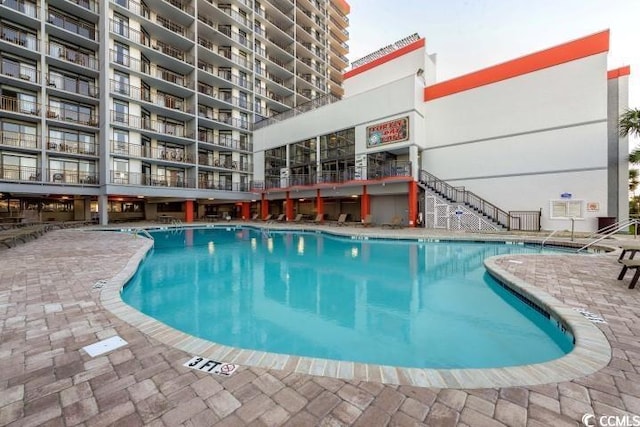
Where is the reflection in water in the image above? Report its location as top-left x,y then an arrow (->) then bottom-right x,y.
122,228 -> 574,369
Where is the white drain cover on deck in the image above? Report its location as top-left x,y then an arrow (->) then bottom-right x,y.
82,336 -> 128,357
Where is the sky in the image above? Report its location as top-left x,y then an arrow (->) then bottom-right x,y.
345,0 -> 640,114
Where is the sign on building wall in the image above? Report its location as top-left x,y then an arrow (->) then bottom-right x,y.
354,154 -> 367,180
366,117 -> 409,148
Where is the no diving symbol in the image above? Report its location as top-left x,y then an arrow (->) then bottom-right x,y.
184,356 -> 239,376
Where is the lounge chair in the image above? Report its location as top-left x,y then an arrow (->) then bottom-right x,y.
312,214 -> 324,224
293,214 -> 303,222
361,214 -> 374,227
618,241 -> 640,261
249,213 -> 259,221
617,258 -> 640,289
382,216 -> 403,229
262,214 -> 273,222
276,213 -> 286,222
336,213 -> 348,226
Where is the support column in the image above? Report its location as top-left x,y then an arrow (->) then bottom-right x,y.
285,191 -> 294,221
241,202 -> 250,220
185,200 -> 194,223
360,185 -> 370,221
316,189 -> 324,221
261,194 -> 269,219
98,194 -> 108,225
408,181 -> 417,227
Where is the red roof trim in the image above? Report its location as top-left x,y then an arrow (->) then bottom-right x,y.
344,38 -> 426,80
608,65 -> 631,79
424,30 -> 610,101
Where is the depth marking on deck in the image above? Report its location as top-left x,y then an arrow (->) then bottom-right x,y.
184,356 -> 239,376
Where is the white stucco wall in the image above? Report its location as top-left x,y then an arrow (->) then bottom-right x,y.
422,53 -> 609,231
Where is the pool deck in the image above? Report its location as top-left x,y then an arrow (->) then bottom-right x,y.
1,222 -> 639,426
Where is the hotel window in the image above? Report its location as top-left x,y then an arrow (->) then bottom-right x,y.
48,69 -> 93,96
1,153 -> 37,180
113,70 -> 129,96
114,42 -> 129,66
112,158 -> 128,184
113,129 -> 128,155
2,121 -> 37,148
49,128 -> 95,154
1,55 -> 36,82
239,92 -> 248,108
113,100 -> 128,123
113,12 -> 129,38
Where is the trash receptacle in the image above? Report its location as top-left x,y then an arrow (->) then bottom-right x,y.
597,216 -> 616,232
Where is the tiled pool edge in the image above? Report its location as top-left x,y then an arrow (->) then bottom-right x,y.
99,232 -> 612,389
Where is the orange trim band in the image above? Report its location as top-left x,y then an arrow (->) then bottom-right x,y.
608,65 -> 631,79
334,0 -> 350,14
424,30 -> 610,101
344,38 -> 426,80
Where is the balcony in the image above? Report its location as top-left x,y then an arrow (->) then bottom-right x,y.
0,130 -> 39,150
0,165 -> 40,182
197,60 -> 252,90
110,140 -> 194,164
1,0 -> 38,18
110,50 -> 193,90
197,39 -> 252,71
0,61 -> 38,84
48,42 -> 99,71
110,170 -> 195,188
197,132 -> 252,151
110,80 -> 189,114
0,25 -> 39,52
198,180 -> 249,191
47,8 -> 98,42
0,95 -> 40,116
48,73 -> 98,98
47,105 -> 98,127
111,111 -> 191,138
48,168 -> 98,184
47,137 -> 97,155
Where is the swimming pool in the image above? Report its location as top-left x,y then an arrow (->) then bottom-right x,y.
121,227 -> 574,369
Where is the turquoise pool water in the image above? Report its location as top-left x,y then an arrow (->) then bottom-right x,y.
121,227 -> 574,369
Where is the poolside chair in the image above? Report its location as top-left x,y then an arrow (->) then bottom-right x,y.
262,214 -> 273,222
382,216 -> 403,229
249,213 -> 259,221
617,259 -> 640,289
293,213 -> 303,223
336,213 -> 348,226
269,213 -> 285,223
312,214 -> 324,224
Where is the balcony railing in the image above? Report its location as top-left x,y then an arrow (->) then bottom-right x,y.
1,62 -> 38,83
197,111 -> 251,130
198,133 -> 252,151
198,180 -> 251,192
255,162 -> 412,190
198,38 -> 252,70
48,43 -> 99,70
110,80 -> 188,113
198,155 -> 250,172
47,137 -> 97,155
110,50 -> 192,89
0,27 -> 39,51
0,165 -> 40,182
0,96 -> 40,116
110,170 -> 195,188
197,60 -> 252,90
47,8 -> 98,41
110,140 -> 194,163
47,106 -> 98,126
48,74 -> 98,97
2,0 -> 38,18
48,168 -> 98,184
0,165 -> 98,184
0,131 -> 39,149
111,111 -> 191,138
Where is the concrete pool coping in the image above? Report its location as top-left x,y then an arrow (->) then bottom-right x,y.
99,223 -> 612,389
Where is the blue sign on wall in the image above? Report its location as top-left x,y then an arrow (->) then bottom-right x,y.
560,192 -> 572,199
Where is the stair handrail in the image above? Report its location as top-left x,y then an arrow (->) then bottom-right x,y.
541,229 -> 559,247
419,170 -> 511,229
577,218 -> 639,252
132,227 -> 154,242
581,218 -> 634,241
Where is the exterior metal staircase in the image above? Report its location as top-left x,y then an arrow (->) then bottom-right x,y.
418,170 -> 541,232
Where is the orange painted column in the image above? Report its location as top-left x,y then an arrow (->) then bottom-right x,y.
261,194 -> 269,219
185,200 -> 194,223
408,181 -> 417,227
285,191 -> 294,221
316,189 -> 324,221
241,202 -> 250,220
360,185 -> 370,220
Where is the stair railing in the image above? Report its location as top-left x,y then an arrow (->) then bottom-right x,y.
577,218 -> 640,253
419,170 -> 511,229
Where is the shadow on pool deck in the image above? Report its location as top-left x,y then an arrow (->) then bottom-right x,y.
0,224 -> 638,426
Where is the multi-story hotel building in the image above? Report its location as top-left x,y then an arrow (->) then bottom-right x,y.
0,0 -> 350,223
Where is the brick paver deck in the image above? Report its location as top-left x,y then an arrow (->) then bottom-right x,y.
1,225 -> 639,426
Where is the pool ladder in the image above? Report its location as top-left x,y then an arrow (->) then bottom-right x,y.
132,228 -> 154,244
